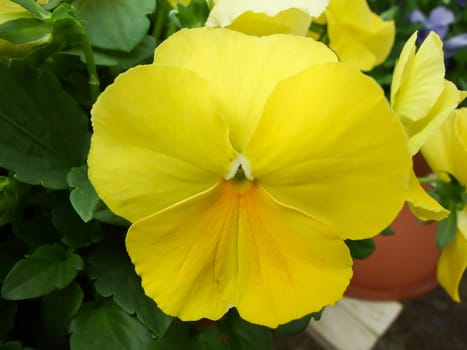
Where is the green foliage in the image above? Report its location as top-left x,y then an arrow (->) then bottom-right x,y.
88,236 -> 173,337
0,301 -> 17,341
275,313 -> 314,337
170,0 -> 210,29
0,62 -> 89,189
1,244 -> 84,300
345,238 -> 376,259
73,0 -> 156,52
69,300 -> 158,350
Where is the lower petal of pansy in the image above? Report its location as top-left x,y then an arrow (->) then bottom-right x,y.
88,65 -> 235,222
437,232 -> 467,302
407,168 -> 449,221
244,63 -> 410,240
126,181 -> 352,327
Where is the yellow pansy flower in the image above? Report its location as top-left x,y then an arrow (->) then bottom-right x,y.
421,108 -> 467,302
0,0 -> 51,58
391,31 -> 463,221
88,28 -> 410,327
319,0 -> 395,71
205,0 -> 329,36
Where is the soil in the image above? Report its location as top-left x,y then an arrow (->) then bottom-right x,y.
274,275 -> 467,350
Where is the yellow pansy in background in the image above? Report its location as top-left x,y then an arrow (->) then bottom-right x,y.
421,108 -> 467,302
316,0 -> 395,71
391,31 -> 463,221
88,28 -> 411,327
0,0 -> 51,58
205,0 -> 329,36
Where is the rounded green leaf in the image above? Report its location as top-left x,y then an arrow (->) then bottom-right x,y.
73,0 -> 156,52
1,244 -> 84,300
70,300 -> 157,350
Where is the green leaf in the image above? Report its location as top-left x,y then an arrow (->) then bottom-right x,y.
0,341 -> 34,350
88,237 -> 172,337
195,325 -> 228,350
1,244 -> 84,300
73,0 -> 156,52
67,166 -> 100,222
436,210 -> 458,249
0,18 -> 51,44
72,36 -> 157,69
12,215 -> 61,248
380,226 -> 394,236
219,310 -> 272,350
11,0 -> 51,20
0,239 -> 28,283
0,300 -> 17,341
91,201 -> 130,226
0,63 -> 90,189
51,200 -> 102,248
345,238 -> 376,259
150,319 -> 196,350
41,282 -> 84,345
70,300 -> 158,350
174,0 -> 210,29
274,313 -> 312,336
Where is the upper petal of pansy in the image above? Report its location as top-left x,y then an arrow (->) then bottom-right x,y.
243,63 -> 411,240
127,181 -> 351,327
205,0 -> 329,36
437,231 -> 467,302
153,28 -> 338,151
324,0 -> 395,71
88,65 -> 235,222
422,108 -> 467,186
391,32 -> 445,122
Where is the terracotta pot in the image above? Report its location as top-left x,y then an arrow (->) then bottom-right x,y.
345,154 -> 441,300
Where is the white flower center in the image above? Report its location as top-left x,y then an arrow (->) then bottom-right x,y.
225,154 -> 254,181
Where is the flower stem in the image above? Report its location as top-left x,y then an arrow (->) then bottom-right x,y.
80,34 -> 100,104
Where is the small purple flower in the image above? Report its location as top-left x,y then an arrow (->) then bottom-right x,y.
409,6 -> 454,40
409,6 -> 467,57
458,0 -> 466,7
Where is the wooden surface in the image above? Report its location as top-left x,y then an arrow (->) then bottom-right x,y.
306,297 -> 403,350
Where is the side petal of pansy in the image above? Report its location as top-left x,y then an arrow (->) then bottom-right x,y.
154,28 -> 338,151
391,31 -> 448,138
88,64 -> 236,222
437,228 -> 467,302
127,181 -> 352,328
205,0 -> 329,36
422,110 -> 467,301
323,0 -> 395,71
407,169 -> 449,221
243,63 -> 411,240
422,108 -> 467,186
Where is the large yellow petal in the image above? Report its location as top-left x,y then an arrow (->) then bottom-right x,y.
243,63 -> 410,239
391,32 -> 445,122
437,232 -> 467,302
88,65 -> 235,222
153,28 -> 337,151
422,108 -> 467,186
205,0 -> 329,36
324,0 -> 395,71
127,181 -> 352,327
407,168 -> 450,221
